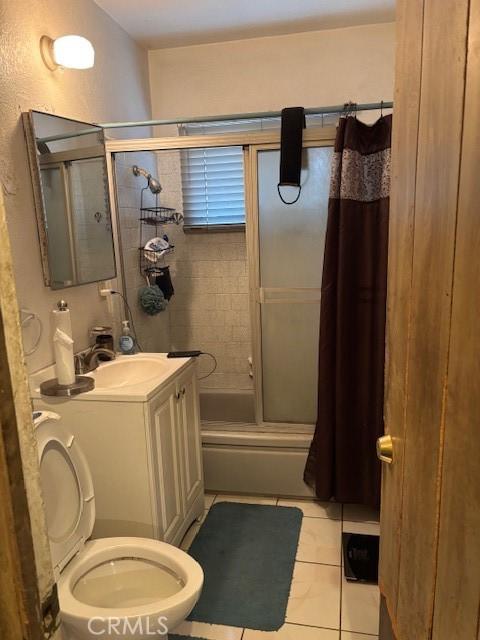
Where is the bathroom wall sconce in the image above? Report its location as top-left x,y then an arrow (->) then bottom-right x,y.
40,35 -> 95,71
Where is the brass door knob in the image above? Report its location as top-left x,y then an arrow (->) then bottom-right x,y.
376,435 -> 394,464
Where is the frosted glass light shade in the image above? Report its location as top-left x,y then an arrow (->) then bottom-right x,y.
52,35 -> 95,69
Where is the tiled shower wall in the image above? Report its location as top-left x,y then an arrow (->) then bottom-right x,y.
157,150 -> 253,390
167,230 -> 252,389
115,151 -> 170,353
70,158 -> 113,284
114,149 -> 253,390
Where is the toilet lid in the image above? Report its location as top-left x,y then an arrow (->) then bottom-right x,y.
34,412 -> 95,575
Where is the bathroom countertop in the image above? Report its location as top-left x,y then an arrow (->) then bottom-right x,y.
30,353 -> 194,403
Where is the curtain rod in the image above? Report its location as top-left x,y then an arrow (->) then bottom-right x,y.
36,101 -> 393,143
96,101 -> 393,129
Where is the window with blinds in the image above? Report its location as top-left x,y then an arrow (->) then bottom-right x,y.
180,146 -> 245,230
179,114 -> 332,230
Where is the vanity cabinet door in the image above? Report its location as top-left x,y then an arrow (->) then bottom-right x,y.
176,366 -> 203,513
149,381 -> 183,543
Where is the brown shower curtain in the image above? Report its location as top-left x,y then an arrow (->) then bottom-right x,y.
304,114 -> 392,508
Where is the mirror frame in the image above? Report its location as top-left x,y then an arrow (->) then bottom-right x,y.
22,110 -> 116,288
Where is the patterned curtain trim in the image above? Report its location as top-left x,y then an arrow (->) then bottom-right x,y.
329,147 -> 391,202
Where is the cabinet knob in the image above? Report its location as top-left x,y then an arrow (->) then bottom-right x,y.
175,391 -> 181,400
182,387 -> 186,396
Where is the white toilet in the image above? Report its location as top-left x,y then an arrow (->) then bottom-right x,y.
34,411 -> 203,640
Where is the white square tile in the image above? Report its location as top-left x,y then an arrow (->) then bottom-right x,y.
213,494 -> 277,506
172,620 -> 243,640
278,499 -> 342,520
296,517 -> 342,565
341,576 -> 380,636
243,623 -> 339,639
204,493 -> 216,508
341,633 -> 378,639
286,562 -> 341,629
343,505 -> 379,524
342,521 -> 380,536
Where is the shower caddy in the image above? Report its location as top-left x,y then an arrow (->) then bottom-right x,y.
134,167 -> 183,280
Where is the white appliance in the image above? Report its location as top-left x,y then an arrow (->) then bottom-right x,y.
34,410 -> 203,640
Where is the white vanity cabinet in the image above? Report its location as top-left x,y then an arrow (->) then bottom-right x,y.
32,356 -> 204,547
147,367 -> 203,543
176,366 -> 203,511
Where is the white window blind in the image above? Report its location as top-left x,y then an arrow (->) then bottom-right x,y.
180,146 -> 245,229
179,114 -> 334,230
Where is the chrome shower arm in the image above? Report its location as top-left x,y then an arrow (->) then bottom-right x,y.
132,165 -> 162,194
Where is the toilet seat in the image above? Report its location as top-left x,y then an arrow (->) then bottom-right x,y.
58,537 -> 203,622
33,411 -> 204,638
35,411 -> 95,577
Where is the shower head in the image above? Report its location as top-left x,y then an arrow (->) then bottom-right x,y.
148,176 -> 162,194
132,165 -> 162,194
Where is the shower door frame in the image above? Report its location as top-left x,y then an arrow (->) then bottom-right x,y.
245,135 -> 337,428
105,126 -> 336,432
38,160 -> 79,286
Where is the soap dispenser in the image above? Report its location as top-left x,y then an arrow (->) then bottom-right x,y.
119,320 -> 135,355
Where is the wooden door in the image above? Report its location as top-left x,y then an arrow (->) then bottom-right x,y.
430,2 -> 480,635
176,365 -> 203,512
0,191 -> 46,639
149,381 -> 184,542
379,0 -> 480,638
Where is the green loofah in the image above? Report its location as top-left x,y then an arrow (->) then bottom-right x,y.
138,285 -> 167,315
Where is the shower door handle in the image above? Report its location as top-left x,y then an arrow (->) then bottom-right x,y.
376,435 -> 394,464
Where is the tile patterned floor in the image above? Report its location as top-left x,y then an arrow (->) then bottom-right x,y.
175,494 -> 380,640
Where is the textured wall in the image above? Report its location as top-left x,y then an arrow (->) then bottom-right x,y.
0,0 -> 152,374
0,0 -> 151,606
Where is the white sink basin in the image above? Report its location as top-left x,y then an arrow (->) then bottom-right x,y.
30,353 -> 193,402
88,356 -> 174,389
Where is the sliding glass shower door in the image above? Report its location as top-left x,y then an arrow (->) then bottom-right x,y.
252,143 -> 334,425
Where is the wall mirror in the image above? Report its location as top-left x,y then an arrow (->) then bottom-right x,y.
23,110 -> 116,289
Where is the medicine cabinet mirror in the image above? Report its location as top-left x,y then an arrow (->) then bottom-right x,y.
23,110 -> 116,289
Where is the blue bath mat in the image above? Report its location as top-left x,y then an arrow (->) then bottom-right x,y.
187,501 -> 302,631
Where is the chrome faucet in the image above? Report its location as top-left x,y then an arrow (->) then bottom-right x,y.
74,346 -> 116,374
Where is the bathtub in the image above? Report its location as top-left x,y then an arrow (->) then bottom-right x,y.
200,389 -> 315,498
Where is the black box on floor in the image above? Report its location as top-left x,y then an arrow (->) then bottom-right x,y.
342,532 -> 379,583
